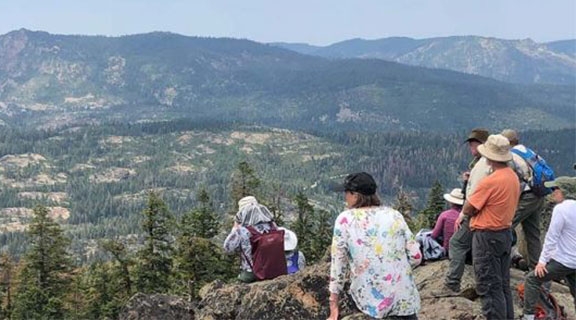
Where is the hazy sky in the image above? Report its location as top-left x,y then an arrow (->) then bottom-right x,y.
1,0 -> 575,45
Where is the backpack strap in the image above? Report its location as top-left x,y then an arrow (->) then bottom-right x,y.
240,226 -> 260,271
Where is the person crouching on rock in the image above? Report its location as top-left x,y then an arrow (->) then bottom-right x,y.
223,196 -> 276,283
327,172 -> 422,320
278,227 -> 306,274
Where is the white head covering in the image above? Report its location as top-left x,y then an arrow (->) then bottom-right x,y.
238,196 -> 258,211
235,196 -> 273,226
278,227 -> 298,251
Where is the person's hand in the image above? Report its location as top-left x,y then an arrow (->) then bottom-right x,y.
461,171 -> 470,182
535,262 -> 548,278
326,301 -> 339,320
454,215 -> 464,232
326,294 -> 339,320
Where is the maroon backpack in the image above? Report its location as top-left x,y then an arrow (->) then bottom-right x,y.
245,225 -> 287,280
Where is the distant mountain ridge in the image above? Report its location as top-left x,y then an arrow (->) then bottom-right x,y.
272,36 -> 576,85
0,29 -> 574,132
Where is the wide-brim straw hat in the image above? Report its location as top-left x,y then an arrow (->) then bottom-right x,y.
477,134 -> 512,162
278,227 -> 298,251
443,188 -> 464,205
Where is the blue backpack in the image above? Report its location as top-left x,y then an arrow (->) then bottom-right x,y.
511,147 -> 556,197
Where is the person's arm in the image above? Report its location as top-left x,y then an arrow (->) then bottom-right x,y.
462,201 -> 479,217
431,212 -> 446,239
463,178 -> 490,217
400,213 -> 422,267
223,222 -> 242,254
327,212 -> 349,320
536,206 -> 565,277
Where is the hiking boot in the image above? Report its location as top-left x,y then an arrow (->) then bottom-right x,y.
430,284 -> 461,297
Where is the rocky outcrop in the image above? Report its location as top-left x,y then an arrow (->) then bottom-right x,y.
119,258 -> 575,320
120,293 -> 193,320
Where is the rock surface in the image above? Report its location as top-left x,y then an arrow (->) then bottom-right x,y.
119,258 -> 575,320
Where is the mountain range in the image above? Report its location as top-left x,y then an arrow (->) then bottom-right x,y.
0,29 -> 574,132
272,36 -> 576,85
0,29 -> 574,262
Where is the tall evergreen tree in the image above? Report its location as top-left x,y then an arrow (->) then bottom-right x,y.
393,188 -> 415,229
309,208 -> 334,263
172,237 -> 236,299
230,161 -> 261,207
267,183 -> 285,226
134,192 -> 174,294
173,189 -> 234,298
181,188 -> 220,239
419,180 -> 446,229
292,191 -> 314,259
101,239 -> 133,297
12,205 -> 72,320
0,252 -> 14,319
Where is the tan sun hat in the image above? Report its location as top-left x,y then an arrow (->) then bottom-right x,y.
443,188 -> 464,205
477,134 -> 512,162
501,129 -> 519,144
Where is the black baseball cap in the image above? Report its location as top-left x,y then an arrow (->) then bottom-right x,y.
332,172 -> 377,196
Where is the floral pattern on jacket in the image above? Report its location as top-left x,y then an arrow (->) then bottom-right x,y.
329,206 -> 422,318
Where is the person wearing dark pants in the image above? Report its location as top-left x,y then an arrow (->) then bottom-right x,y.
522,179 -> 576,320
462,134 -> 520,320
472,229 -> 513,319
433,128 -> 491,297
511,192 -> 545,267
502,129 -> 546,269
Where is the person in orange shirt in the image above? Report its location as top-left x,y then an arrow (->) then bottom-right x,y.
462,134 -> 520,320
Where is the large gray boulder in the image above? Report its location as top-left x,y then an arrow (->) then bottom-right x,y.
119,258 -> 574,320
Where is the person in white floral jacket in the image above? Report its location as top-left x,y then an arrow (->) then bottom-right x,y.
327,172 -> 422,320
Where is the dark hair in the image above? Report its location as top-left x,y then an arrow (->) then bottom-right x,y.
451,203 -> 463,210
350,192 -> 381,209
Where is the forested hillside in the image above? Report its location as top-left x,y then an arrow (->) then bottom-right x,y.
273,36 -> 576,85
0,29 -> 574,319
1,29 -> 574,132
0,119 -> 573,260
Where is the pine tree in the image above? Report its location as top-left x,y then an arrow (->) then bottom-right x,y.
393,187 -> 415,229
0,252 -> 14,319
263,183 -> 285,226
101,239 -> 133,297
419,180 -> 445,229
292,191 -> 314,260
75,261 -> 127,320
174,189 -> 234,297
181,188 -> 220,239
172,237 -> 236,299
12,205 -> 72,319
309,208 -> 334,262
134,192 -> 174,294
230,161 -> 261,207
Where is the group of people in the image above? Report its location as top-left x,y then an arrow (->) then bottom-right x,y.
222,129 -> 574,320
325,129 -> 574,320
